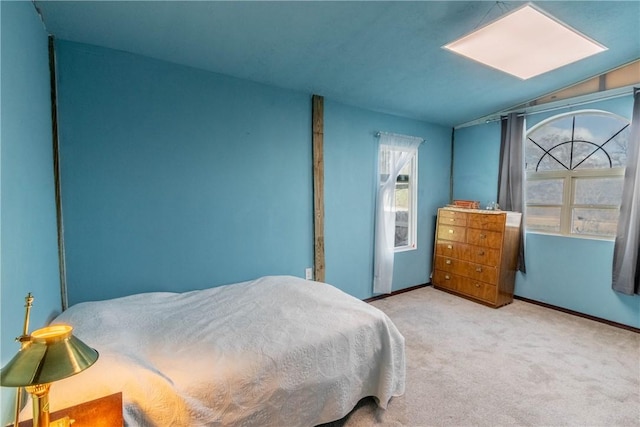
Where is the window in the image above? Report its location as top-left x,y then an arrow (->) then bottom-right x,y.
525,110 -> 629,238
379,146 -> 417,250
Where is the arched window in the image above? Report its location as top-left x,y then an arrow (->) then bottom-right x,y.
525,110 -> 630,238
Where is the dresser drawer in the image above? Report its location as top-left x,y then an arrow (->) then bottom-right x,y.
439,208 -> 468,222
467,213 -> 505,232
434,255 -> 465,274
457,277 -> 497,304
467,228 -> 503,249
434,271 -> 497,304
435,241 -> 469,260
436,241 -> 499,266
464,262 -> 498,284
438,211 -> 467,227
466,245 -> 500,266
437,224 -> 466,243
435,256 -> 497,284
432,269 -> 461,291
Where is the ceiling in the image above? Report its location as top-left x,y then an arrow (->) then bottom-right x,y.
34,1 -> 640,128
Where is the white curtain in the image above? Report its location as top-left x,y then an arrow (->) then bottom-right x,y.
373,133 -> 422,294
612,88 -> 640,294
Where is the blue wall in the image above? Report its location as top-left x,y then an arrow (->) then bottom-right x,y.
0,2 -> 62,424
55,41 -> 313,305
55,41 -> 451,305
324,100 -> 451,299
453,96 -> 640,328
453,120 -> 501,208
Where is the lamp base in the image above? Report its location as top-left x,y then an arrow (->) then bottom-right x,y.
25,384 -> 50,427
23,385 -> 74,427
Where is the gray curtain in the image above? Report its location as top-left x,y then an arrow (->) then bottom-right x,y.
498,112 -> 526,273
612,88 -> 640,295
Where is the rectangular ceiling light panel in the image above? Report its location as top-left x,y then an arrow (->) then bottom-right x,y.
443,4 -> 607,80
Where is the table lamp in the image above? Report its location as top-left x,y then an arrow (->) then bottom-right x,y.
1,324 -> 99,427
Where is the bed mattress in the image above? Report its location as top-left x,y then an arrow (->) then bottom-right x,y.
43,275 -> 405,426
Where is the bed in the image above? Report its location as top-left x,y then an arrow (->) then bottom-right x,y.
42,275 -> 405,426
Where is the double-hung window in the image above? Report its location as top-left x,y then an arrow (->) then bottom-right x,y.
525,110 -> 629,238
379,145 -> 417,251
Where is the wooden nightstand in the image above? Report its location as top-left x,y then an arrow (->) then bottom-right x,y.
12,392 -> 123,427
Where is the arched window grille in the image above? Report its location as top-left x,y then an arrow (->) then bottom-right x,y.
525,110 -> 629,237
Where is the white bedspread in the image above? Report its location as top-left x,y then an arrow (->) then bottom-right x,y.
46,276 -> 405,426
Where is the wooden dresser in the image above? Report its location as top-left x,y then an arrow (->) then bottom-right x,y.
432,206 -> 522,308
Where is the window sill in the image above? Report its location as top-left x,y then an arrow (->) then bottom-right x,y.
525,230 -> 615,242
394,245 -> 417,253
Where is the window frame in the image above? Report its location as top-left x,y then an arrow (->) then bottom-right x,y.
524,110 -> 629,240
379,145 -> 418,252
394,153 -> 418,252
525,167 -> 625,238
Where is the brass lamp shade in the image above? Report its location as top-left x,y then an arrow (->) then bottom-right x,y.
1,325 -> 99,387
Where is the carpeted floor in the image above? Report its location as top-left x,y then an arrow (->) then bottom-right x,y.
324,286 -> 640,427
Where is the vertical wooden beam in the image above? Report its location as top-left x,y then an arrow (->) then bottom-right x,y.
48,36 -> 68,310
449,127 -> 455,203
312,95 -> 325,282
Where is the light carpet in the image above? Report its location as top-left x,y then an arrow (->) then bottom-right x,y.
323,286 -> 640,427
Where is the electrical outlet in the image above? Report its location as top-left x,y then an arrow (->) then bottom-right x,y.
305,268 -> 313,280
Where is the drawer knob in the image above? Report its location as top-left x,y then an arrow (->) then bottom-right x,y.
445,275 -> 451,280
447,244 -> 453,249
478,250 -> 485,256
448,229 -> 454,234
476,267 -> 482,272
480,234 -> 487,239
474,283 -> 481,288
449,218 -> 455,222
445,259 -> 452,265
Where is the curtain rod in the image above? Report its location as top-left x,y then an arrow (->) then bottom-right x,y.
375,131 -> 425,143
456,85 -> 637,129
496,90 -> 634,123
